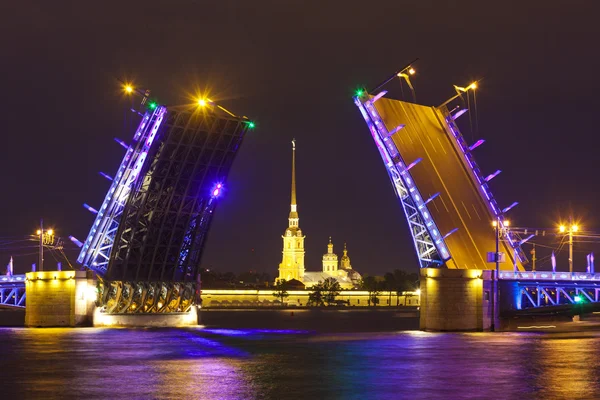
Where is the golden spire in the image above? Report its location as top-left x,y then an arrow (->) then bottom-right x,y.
289,139 -> 299,225
291,139 -> 296,207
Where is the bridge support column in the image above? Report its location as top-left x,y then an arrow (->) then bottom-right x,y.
25,271 -> 96,327
420,268 -> 495,331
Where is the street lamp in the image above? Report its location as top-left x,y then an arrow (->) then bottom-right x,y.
35,221 -> 55,272
490,219 -> 510,332
439,81 -> 479,107
559,221 -> 579,274
397,66 -> 417,102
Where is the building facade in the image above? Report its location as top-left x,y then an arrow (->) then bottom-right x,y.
277,140 -> 361,289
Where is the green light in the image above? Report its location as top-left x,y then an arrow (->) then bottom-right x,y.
355,89 -> 364,98
248,121 -> 255,129
148,102 -> 157,110
574,295 -> 582,303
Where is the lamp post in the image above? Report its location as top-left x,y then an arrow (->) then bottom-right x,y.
36,221 -> 55,272
559,221 -> 579,274
491,219 -> 509,332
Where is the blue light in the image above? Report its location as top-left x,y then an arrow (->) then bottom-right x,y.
211,183 -> 223,198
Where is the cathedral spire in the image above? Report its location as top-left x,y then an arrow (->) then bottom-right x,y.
289,139 -> 299,226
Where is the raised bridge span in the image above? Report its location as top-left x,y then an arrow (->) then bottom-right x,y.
355,91 -> 524,270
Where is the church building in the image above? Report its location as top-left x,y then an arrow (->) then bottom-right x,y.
277,140 -> 361,289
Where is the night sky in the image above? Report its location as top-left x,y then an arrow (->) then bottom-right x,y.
2,1 -> 600,276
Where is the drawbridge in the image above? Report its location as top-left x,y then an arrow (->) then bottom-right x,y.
354,72 -> 525,271
75,89 -> 253,314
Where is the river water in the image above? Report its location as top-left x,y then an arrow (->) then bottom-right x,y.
1,327 -> 599,399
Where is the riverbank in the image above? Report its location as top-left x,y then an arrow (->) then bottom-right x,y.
199,307 -> 419,332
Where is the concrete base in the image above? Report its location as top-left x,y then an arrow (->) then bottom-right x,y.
420,268 -> 495,331
25,271 -> 96,327
93,306 -> 199,327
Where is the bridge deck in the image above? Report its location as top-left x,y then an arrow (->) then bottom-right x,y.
373,98 -> 521,270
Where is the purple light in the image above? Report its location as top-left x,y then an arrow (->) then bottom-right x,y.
114,138 -> 129,149
469,139 -> 485,151
451,108 -> 469,120
83,203 -> 99,214
211,183 -> 224,198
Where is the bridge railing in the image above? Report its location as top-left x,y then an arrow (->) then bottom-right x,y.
0,275 -> 26,283
500,271 -> 600,281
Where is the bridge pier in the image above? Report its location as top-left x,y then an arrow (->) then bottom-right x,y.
25,271 -> 96,327
420,268 -> 496,331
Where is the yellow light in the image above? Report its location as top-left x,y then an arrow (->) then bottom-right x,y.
492,221 -> 498,227
197,98 -> 207,107
124,84 -> 134,94
415,289 -> 421,296
503,220 -> 510,227
572,225 -> 579,232
408,67 -> 416,75
36,229 -> 42,235
469,82 -> 477,90
559,225 -> 566,233
157,302 -> 163,308
47,229 -> 54,235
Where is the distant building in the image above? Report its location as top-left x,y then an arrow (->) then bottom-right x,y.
277,140 -> 361,289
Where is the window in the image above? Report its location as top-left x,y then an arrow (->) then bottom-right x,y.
484,291 -> 490,301
357,299 -> 360,304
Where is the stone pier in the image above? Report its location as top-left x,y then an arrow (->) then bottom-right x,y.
420,268 -> 496,331
25,270 -> 96,327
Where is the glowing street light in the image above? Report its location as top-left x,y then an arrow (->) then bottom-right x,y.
398,66 -> 417,102
197,98 -> 207,107
439,81 -> 479,107
559,220 -> 580,274
35,221 -> 55,272
124,84 -> 134,94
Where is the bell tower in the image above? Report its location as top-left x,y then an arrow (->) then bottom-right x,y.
322,237 -> 339,273
278,139 -> 305,281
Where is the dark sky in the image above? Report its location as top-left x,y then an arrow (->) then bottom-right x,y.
2,1 -> 600,276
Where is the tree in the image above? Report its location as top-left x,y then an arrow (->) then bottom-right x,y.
272,279 -> 289,306
384,272 -> 396,306
360,275 -> 381,306
322,277 -> 342,306
391,269 -> 419,305
308,283 -> 325,306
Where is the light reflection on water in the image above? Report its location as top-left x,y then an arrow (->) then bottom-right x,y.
1,327 -> 600,399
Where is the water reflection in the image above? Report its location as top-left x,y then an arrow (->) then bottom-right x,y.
1,328 -> 600,399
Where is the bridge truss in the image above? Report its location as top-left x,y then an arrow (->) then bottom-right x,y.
500,272 -> 600,311
77,99 -> 252,313
0,275 -> 26,308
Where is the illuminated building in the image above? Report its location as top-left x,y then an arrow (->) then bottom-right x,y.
278,139 -> 306,282
277,141 -> 361,289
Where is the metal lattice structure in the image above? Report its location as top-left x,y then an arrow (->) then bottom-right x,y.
500,272 -> 600,310
78,101 -> 251,313
355,96 -> 449,268
0,275 -> 26,308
